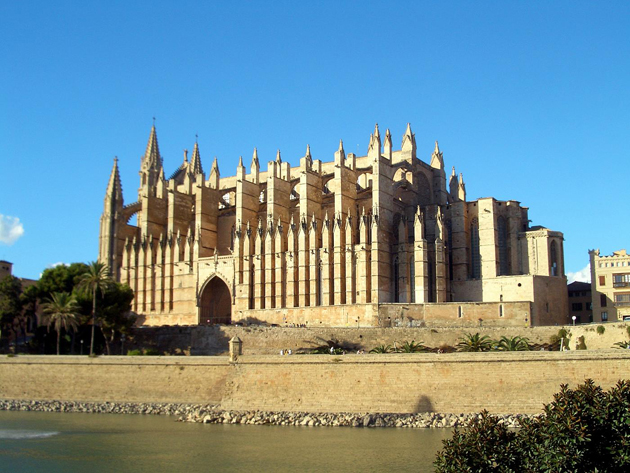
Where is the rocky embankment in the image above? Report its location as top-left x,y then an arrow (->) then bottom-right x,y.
0,399 -> 534,428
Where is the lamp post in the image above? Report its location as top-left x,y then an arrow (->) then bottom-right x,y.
572,316 -> 576,326
80,339 -> 84,355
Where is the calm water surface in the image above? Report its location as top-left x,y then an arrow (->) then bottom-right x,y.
0,410 -> 451,472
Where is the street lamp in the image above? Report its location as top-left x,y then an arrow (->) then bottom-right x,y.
572,316 -> 576,326
80,339 -> 84,355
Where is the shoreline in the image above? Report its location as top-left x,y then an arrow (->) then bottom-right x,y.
0,399 -> 534,428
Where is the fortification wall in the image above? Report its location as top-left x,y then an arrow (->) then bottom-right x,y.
2,352 -> 628,414
128,323 -> 630,356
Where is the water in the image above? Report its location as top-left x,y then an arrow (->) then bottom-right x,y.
0,411 -> 451,472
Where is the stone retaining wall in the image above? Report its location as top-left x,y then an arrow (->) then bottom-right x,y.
1,351 -> 628,415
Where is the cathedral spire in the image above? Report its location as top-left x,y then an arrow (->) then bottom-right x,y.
430,140 -> 444,170
140,123 -> 164,190
401,123 -> 416,159
335,139 -> 345,165
142,124 -> 163,171
190,141 -> 204,176
368,123 -> 381,160
251,148 -> 260,183
105,156 -> 123,205
208,156 -> 220,188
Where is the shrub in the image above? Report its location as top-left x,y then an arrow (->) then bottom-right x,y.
394,340 -> 427,353
597,325 -> 606,335
549,328 -> 571,350
435,379 -> 630,472
455,333 -> 494,352
126,349 -> 142,356
496,335 -> 531,351
369,344 -> 393,354
575,335 -> 587,350
143,348 -> 161,356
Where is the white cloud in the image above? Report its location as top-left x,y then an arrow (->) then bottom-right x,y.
0,214 -> 24,245
47,262 -> 67,268
567,264 -> 591,284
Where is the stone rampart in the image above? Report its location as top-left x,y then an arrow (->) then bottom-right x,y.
129,323 -> 630,356
1,351 -> 628,414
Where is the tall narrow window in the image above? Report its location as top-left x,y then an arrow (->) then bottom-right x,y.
550,241 -> 558,276
470,218 -> 481,279
447,220 -> 454,281
393,257 -> 400,303
317,262 -> 323,306
497,216 -> 508,276
409,258 -> 415,303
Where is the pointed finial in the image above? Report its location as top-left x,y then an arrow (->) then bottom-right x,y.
405,122 -> 412,135
339,139 -> 344,151
459,173 -> 464,184
306,144 -> 311,157
386,128 -> 391,138
434,141 -> 440,154
195,133 -> 198,143
374,123 -> 380,137
238,156 -> 244,167
276,149 -> 282,163
451,166 -> 456,177
114,156 -> 118,163
152,116 -> 156,126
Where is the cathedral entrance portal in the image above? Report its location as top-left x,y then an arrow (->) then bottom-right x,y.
199,276 -> 231,325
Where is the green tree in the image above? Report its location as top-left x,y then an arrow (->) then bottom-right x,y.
435,379 -> 630,472
37,263 -> 89,297
78,261 -> 111,356
496,335 -> 531,351
41,292 -> 80,355
98,282 -> 135,355
0,275 -> 23,351
455,333 -> 494,352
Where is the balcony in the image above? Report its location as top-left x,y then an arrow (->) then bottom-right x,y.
613,301 -> 630,307
613,281 -> 630,288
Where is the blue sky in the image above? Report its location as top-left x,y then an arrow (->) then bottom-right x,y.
1,1 -> 628,282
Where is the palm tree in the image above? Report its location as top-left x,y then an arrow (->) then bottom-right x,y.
496,335 -> 531,351
456,333 -> 494,352
369,344 -> 393,354
41,292 -> 80,355
78,261 -> 111,356
396,340 -> 427,353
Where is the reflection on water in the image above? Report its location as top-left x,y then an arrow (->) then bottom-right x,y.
0,410 -> 451,473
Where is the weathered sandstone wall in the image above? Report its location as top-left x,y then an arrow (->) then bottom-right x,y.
1,351 -> 628,414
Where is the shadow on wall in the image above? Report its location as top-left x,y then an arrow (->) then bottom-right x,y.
415,395 -> 435,413
129,326 -> 231,356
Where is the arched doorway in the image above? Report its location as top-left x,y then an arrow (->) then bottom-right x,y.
199,276 -> 232,325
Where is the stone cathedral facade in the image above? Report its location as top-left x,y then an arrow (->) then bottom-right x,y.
99,124 -> 568,328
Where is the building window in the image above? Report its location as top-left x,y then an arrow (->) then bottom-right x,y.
470,218 -> 481,279
497,216 -> 509,276
550,241 -> 558,276
600,294 -> 607,307
613,273 -> 630,287
599,275 -> 605,286
601,311 -> 608,322
586,302 -> 592,310
571,303 -> 583,311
